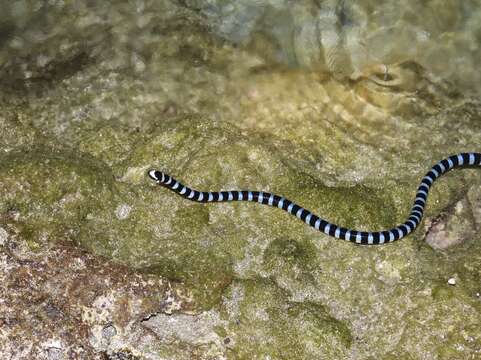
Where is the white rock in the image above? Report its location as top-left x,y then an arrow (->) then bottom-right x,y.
0,227 -> 8,246
115,204 -> 132,220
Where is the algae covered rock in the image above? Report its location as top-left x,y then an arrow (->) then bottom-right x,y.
219,279 -> 352,359
0,0 -> 481,358
0,144 -> 117,248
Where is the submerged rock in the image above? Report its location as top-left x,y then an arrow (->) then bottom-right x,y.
0,0 -> 480,358
179,0 -> 481,95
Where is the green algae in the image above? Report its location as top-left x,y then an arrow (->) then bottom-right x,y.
0,0 -> 480,358
0,145 -> 117,247
263,237 -> 319,274
219,279 -> 352,359
1,93 -> 480,357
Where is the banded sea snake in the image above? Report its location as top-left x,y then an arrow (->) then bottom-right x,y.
148,153 -> 481,245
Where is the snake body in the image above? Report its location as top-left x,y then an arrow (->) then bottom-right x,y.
148,153 -> 481,245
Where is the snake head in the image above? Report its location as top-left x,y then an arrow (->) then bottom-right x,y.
148,169 -> 164,183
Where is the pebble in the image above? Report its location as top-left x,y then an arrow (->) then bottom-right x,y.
102,324 -> 117,339
115,204 -> 132,220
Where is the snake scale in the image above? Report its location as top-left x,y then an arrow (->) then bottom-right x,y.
148,153 -> 481,245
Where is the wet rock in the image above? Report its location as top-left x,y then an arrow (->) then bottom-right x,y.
219,279 -> 352,359
0,226 -> 8,245
0,239 -> 191,359
0,0 -> 480,359
425,197 -> 477,250
102,324 -> 117,340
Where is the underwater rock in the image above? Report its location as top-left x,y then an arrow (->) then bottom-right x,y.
178,0 -> 481,95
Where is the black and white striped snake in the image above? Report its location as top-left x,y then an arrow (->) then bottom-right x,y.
148,153 -> 481,245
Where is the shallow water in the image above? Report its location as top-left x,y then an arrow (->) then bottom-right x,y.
2,0 -> 481,96
181,0 -> 481,96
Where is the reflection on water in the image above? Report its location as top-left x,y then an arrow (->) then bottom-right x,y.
0,0 -> 478,182
1,0 -> 480,96
182,0 -> 481,95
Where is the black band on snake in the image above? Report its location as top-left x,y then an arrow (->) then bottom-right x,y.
148,153 -> 481,245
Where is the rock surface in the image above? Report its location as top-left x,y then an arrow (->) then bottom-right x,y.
0,236 -> 191,359
0,0 -> 480,359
